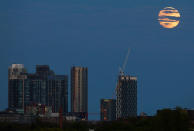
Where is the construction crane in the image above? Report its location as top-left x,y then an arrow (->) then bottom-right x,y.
112,48 -> 130,99
119,48 -> 130,76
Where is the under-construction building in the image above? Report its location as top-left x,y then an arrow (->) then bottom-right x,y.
116,75 -> 137,119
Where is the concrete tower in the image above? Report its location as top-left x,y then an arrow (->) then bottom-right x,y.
71,67 -> 88,114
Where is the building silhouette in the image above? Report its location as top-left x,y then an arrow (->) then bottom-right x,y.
116,75 -> 137,119
100,99 -> 116,121
71,67 -> 88,115
8,64 -> 29,113
47,75 -> 68,113
8,64 -> 68,113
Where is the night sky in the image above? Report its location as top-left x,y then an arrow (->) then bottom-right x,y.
1,0 -> 194,120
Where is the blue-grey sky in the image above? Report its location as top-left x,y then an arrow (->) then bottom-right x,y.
1,0 -> 194,120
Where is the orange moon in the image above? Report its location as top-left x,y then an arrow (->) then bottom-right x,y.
158,7 -> 180,29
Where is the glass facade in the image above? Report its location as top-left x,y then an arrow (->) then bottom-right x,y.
8,64 -> 29,113
8,64 -> 68,114
47,75 -> 68,113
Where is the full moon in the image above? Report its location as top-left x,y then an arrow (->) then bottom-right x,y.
158,7 -> 181,29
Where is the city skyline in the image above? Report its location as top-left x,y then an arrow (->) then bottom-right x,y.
7,63 -> 138,120
1,0 -> 194,120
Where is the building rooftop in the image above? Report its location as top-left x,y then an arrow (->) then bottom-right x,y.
10,64 -> 24,69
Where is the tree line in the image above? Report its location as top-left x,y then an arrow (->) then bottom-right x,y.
0,107 -> 193,131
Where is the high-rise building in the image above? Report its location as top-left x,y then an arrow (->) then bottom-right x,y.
71,67 -> 88,114
100,99 -> 116,121
8,64 -> 30,113
47,75 -> 68,113
8,64 -> 68,114
30,65 -> 68,113
27,65 -> 56,106
116,75 -> 137,119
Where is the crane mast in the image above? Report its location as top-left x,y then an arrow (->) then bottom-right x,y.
119,48 -> 130,76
